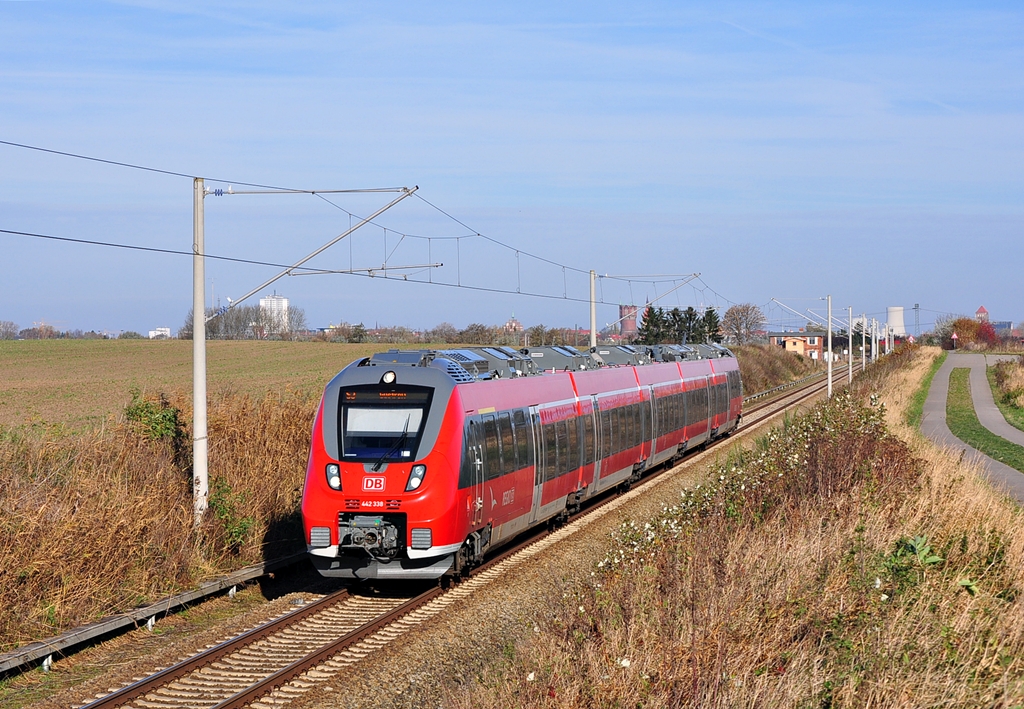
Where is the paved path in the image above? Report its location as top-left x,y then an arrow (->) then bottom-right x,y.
920,352 -> 1024,503
959,353 -> 1024,447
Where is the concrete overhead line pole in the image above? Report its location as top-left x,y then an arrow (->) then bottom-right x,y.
827,295 -> 833,399
872,319 -> 878,363
589,270 -> 597,349
861,313 -> 866,371
848,306 -> 853,384
192,178 -> 208,528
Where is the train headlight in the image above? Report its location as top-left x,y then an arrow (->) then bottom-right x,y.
325,463 -> 342,490
381,370 -> 397,384
406,464 -> 427,491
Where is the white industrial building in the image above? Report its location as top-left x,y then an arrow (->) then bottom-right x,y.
260,294 -> 289,333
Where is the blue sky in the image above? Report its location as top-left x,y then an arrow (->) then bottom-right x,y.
1,1 -> 1021,335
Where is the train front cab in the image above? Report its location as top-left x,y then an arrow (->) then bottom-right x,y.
302,360 -> 469,580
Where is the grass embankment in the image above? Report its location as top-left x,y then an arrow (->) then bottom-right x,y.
731,344 -> 820,395
905,348 -> 946,428
452,346 -> 1024,707
947,368 -> 1024,474
0,340 -> 822,651
990,356 -> 1024,434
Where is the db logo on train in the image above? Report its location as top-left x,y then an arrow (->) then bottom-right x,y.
362,476 -> 386,492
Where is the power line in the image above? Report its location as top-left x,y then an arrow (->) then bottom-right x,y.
4,138 -> 718,303
0,139 -> 403,193
0,228 -> 309,269
0,226 -> 627,306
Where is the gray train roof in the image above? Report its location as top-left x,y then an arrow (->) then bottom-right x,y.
362,345 -> 734,386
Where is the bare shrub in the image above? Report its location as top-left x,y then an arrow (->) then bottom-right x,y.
993,356 -> 1024,409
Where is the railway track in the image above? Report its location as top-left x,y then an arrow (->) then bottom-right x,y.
70,364 -> 856,709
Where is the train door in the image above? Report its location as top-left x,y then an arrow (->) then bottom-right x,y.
527,407 -> 546,525
644,385 -> 655,460
464,418 -> 485,528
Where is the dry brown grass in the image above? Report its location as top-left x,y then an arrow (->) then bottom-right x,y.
0,389 -> 316,651
451,345 -> 1024,707
993,355 -> 1024,409
732,343 -> 821,395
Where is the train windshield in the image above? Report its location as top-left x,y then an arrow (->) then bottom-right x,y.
339,386 -> 432,462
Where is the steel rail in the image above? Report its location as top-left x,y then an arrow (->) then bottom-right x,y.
0,553 -> 307,677
210,588 -> 445,709
78,588 -> 350,709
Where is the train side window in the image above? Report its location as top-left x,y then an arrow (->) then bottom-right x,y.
630,401 -> 638,446
555,419 -> 569,476
602,408 -> 611,456
628,404 -> 637,448
567,416 -> 579,471
624,406 -> 632,450
498,412 -> 515,474
600,408 -> 612,458
513,409 -> 531,470
632,402 -> 638,445
459,419 -> 475,489
482,414 -> 501,481
583,412 -> 596,464
611,408 -> 619,452
544,422 -> 558,482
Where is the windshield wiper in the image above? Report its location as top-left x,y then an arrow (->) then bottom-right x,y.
371,415 -> 411,472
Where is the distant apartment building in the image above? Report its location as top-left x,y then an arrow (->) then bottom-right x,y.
260,294 -> 289,333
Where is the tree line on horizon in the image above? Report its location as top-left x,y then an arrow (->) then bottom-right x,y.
1,302 -> 771,346
634,303 -> 767,346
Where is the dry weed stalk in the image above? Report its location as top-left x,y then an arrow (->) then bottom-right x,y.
453,346 -> 1024,707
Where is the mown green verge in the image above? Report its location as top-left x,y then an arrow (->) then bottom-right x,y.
988,365 -> 1024,434
906,350 -> 947,428
947,368 -> 1024,473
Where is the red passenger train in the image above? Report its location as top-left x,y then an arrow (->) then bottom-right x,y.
301,344 -> 742,580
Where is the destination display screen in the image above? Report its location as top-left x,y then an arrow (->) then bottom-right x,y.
342,389 -> 431,405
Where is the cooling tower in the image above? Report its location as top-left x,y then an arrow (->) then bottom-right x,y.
886,306 -> 906,336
